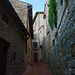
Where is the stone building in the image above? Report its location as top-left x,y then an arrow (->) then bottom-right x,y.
42,0 -> 57,66
9,0 -> 33,71
0,0 -> 30,75
33,12 -> 46,62
25,4 -> 33,70
9,0 -> 28,28
42,0 -> 75,75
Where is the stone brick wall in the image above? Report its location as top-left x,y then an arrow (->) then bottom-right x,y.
42,0 -> 56,67
49,0 -> 75,75
42,0 -> 75,75
0,5 -> 27,75
9,0 -> 28,28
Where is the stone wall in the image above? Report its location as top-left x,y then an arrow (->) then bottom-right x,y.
49,0 -> 75,75
0,5 -> 27,75
42,0 -> 56,67
9,0 -> 28,28
42,0 -> 75,75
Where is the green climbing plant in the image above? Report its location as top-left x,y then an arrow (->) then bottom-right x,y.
48,0 -> 57,30
55,31 -> 58,38
53,39 -> 55,46
60,0 -> 68,6
64,0 -> 68,6
60,0 -> 63,5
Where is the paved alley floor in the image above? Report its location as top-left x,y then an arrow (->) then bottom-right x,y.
24,63 -> 52,75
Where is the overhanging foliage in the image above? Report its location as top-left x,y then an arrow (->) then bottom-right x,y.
48,0 -> 57,30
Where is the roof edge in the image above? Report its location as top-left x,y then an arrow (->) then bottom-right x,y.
33,12 -> 44,24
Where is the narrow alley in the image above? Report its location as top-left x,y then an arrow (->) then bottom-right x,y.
24,63 -> 52,75
0,0 -> 75,75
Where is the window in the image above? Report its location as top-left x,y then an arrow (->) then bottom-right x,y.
2,13 -> 9,24
33,42 -> 38,49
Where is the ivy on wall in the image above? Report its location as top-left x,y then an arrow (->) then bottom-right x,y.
64,0 -> 68,6
60,0 -> 68,6
48,0 -> 68,30
55,31 -> 58,38
53,39 -> 55,46
60,0 -> 63,5
48,0 -> 57,30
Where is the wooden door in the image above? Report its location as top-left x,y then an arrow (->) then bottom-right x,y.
0,37 -> 10,75
34,53 -> 38,62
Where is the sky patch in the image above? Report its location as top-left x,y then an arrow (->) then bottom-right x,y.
19,0 -> 45,17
